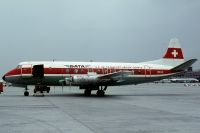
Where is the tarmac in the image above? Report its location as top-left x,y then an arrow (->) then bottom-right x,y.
1,83 -> 200,133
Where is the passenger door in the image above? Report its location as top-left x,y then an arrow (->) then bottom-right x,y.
32,65 -> 44,78
144,65 -> 151,77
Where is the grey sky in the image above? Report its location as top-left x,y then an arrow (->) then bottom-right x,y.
0,0 -> 200,76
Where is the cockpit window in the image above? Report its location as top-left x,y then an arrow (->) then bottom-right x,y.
16,65 -> 22,68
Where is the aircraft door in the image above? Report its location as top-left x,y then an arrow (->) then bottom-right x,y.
21,64 -> 32,78
144,65 -> 151,77
32,65 -> 44,78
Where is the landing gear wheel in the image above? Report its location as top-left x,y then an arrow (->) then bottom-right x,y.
46,87 -> 50,93
24,91 -> 29,96
96,90 -> 105,97
84,89 -> 91,96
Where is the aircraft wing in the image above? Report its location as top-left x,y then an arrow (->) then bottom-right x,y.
98,71 -> 132,83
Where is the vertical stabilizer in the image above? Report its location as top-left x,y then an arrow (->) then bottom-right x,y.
147,38 -> 185,68
163,38 -> 184,59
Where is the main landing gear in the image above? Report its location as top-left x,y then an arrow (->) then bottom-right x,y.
33,86 -> 50,96
33,86 -> 50,94
84,86 -> 107,97
96,86 -> 107,97
96,90 -> 105,97
84,89 -> 91,96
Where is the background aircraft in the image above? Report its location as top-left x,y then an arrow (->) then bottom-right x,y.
170,78 -> 199,83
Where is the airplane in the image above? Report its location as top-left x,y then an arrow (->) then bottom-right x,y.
2,38 -> 197,96
170,78 -> 199,83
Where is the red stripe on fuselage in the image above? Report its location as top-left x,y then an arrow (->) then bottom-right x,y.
5,67 -> 173,77
4,68 -> 21,76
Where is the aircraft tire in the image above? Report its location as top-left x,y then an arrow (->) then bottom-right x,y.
46,87 -> 50,93
84,89 -> 91,96
24,91 -> 29,96
96,90 -> 105,97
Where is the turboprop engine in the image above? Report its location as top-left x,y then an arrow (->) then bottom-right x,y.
65,75 -> 98,85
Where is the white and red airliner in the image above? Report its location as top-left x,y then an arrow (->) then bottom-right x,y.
2,38 -> 197,96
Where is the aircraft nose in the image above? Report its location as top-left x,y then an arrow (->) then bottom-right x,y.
2,75 -> 5,81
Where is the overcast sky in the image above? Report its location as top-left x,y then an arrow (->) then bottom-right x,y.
0,0 -> 200,76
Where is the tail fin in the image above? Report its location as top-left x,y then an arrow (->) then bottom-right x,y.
163,38 -> 184,60
147,38 -> 185,67
146,38 -> 196,70
160,38 -> 185,67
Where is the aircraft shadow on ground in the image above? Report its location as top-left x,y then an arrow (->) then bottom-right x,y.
3,92 -> 193,98
44,93 -> 192,98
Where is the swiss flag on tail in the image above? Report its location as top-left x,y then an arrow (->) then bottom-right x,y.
163,38 -> 184,59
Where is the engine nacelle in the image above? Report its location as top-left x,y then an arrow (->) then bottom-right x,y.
70,75 -> 98,85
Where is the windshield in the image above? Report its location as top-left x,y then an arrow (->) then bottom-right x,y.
16,65 -> 22,69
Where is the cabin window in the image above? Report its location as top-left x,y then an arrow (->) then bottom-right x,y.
132,70 -> 135,75
104,69 -> 108,74
97,69 -> 101,74
66,69 -> 70,74
89,68 -> 93,72
80,69 -> 84,74
116,69 -> 120,72
111,69 -> 115,73
74,69 -> 78,74
138,70 -> 141,74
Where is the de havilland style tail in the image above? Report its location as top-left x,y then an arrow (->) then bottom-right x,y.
2,38 -> 197,96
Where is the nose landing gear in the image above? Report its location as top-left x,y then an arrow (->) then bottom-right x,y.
24,87 -> 29,96
24,91 -> 29,96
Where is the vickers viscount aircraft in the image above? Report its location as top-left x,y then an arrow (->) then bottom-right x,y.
2,38 -> 197,96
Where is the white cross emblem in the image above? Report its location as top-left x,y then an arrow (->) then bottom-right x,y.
171,50 -> 178,58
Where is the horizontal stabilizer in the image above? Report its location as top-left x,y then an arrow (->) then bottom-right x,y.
171,59 -> 197,71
